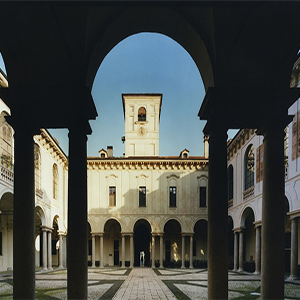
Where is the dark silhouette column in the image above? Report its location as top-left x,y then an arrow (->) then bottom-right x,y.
260,124 -> 286,299
289,217 -> 299,280
67,128 -> 88,300
207,128 -> 228,299
254,224 -> 261,275
13,127 -> 35,300
233,230 -> 239,271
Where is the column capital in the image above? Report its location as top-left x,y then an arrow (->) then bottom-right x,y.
234,226 -> 245,233
41,226 -> 53,232
181,232 -> 193,237
121,232 -> 134,236
253,221 -> 262,228
58,231 -> 66,236
287,209 -> 300,220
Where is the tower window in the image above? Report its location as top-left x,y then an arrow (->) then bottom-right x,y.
169,187 -> 177,207
138,107 -> 146,121
200,187 -> 207,207
109,186 -> 116,206
139,186 -> 146,207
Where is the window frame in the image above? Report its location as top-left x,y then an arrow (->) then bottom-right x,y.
138,107 -> 146,122
199,186 -> 207,208
109,186 -> 116,207
169,186 -> 177,207
139,186 -> 146,207
244,144 -> 255,191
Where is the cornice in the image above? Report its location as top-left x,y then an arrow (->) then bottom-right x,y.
227,128 -> 256,161
87,158 -> 208,171
35,129 -> 68,166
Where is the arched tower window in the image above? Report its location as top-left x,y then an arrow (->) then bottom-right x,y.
227,165 -> 233,201
244,144 -> 254,191
138,107 -> 146,121
53,164 -> 58,199
34,144 -> 41,190
0,112 -> 13,170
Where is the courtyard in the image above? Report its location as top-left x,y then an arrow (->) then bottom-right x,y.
0,268 -> 299,300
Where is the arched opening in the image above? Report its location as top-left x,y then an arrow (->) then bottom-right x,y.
34,206 -> 45,268
228,164 -> 234,202
52,217 -> 59,267
228,216 -> 234,269
87,222 -> 92,266
285,197 -> 291,273
138,107 -> 146,121
134,219 -> 151,267
0,192 -> 13,271
241,207 -> 255,272
193,219 -> 208,268
163,219 -> 182,267
103,219 -> 121,267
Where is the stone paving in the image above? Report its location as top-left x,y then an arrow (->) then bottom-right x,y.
0,267 -> 300,299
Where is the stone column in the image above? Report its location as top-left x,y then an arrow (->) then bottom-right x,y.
92,235 -> 96,268
58,233 -> 64,269
152,235 -> 155,268
181,235 -> 185,268
13,127 -> 36,299
189,235 -> 194,269
238,228 -> 244,272
207,129 -> 228,299
289,217 -> 299,280
260,124 -> 286,299
130,234 -> 134,268
67,129 -> 88,300
254,224 -> 261,274
42,228 -> 48,271
122,234 -> 126,268
100,234 -> 104,268
159,234 -> 163,268
233,231 -> 239,271
48,230 -> 53,270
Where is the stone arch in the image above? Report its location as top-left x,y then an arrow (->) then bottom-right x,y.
0,191 -> 13,215
35,205 -> 46,227
163,217 -> 183,232
240,205 -> 256,227
102,216 -> 123,233
86,7 -> 213,90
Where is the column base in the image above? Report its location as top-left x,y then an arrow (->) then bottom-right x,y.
181,266 -> 185,269
42,267 -> 48,271
189,266 -> 194,269
237,268 -> 244,272
287,275 -> 298,280
48,267 -> 53,271
57,266 -> 64,269
232,269 -> 238,272
253,271 -> 261,275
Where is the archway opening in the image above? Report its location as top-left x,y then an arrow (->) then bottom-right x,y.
134,219 -> 151,267
193,219 -> 208,268
228,216 -> 234,270
285,197 -> 291,273
34,206 -> 44,268
52,217 -> 59,267
163,219 -> 182,267
104,219 -> 121,267
241,207 -> 255,272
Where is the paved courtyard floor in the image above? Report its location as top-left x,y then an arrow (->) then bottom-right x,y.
0,267 -> 300,299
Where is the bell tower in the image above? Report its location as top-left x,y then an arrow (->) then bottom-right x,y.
122,94 -> 162,157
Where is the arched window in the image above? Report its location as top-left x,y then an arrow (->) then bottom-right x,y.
227,165 -> 234,201
53,164 -> 58,199
0,112 -> 13,170
34,144 -> 41,190
138,107 -> 146,121
244,144 -> 254,190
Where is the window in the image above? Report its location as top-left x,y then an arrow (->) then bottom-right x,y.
138,107 -> 146,121
101,153 -> 105,158
183,153 -> 188,158
0,112 -> 13,170
200,187 -> 207,207
169,186 -> 177,207
244,144 -> 254,190
109,186 -> 116,206
139,186 -> 146,207
34,144 -> 41,190
228,165 -> 234,201
53,164 -> 58,199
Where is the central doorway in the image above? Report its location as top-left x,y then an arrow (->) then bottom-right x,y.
134,219 -> 151,267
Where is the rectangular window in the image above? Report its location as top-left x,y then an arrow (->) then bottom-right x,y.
109,186 -> 116,206
169,186 -> 177,207
139,186 -> 146,207
200,187 -> 207,207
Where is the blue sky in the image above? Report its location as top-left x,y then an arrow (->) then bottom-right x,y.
0,33 -> 237,157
